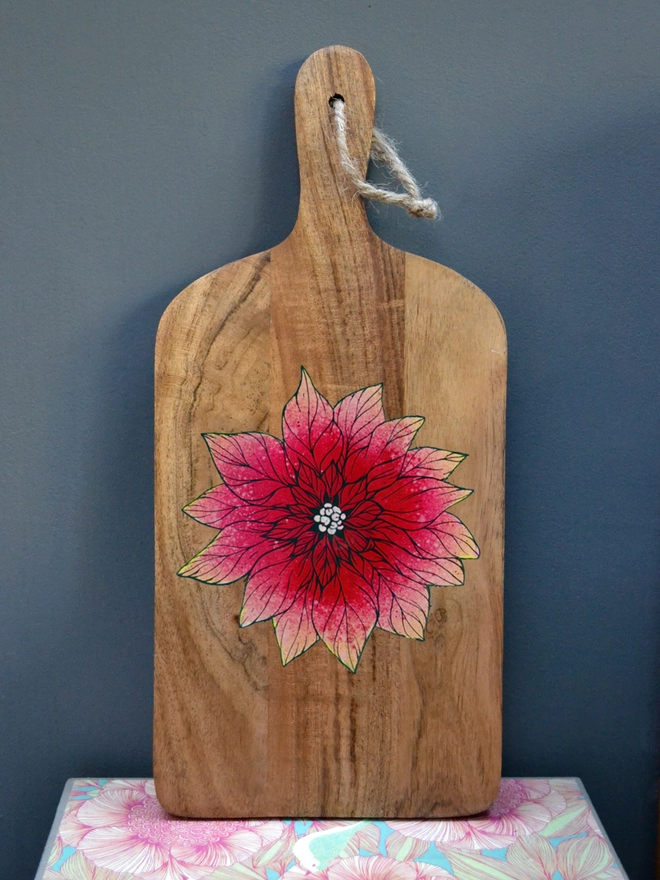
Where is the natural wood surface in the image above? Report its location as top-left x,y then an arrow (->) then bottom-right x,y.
154,45 -> 506,819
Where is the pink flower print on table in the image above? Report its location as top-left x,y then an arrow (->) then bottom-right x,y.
327,856 -> 452,880
283,855 -> 452,880
387,779 -> 566,853
537,777 -> 607,841
492,832 -> 624,880
58,779 -> 285,880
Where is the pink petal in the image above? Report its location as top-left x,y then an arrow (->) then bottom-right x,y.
388,819 -> 470,846
327,855 -> 419,880
59,807 -> 94,847
241,550 -> 313,625
489,799 -> 553,836
376,573 -> 430,640
425,513 -> 479,560
506,834 -> 557,880
178,524 -> 274,584
451,824 -> 519,851
246,819 -> 288,845
171,828 -> 267,867
515,779 -> 551,799
183,483 -> 276,531
282,369 -> 342,471
413,866 -> 454,880
204,433 -> 292,504
312,565 -> 378,671
334,384 -> 385,448
375,518 -> 477,563
76,786 -> 146,828
78,826 -> 168,875
149,859 -> 217,880
402,447 -> 466,480
273,589 -> 319,665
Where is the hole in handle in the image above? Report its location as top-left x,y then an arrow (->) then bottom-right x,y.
328,93 -> 345,107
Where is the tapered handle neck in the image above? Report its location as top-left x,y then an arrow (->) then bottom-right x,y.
292,46 -> 376,239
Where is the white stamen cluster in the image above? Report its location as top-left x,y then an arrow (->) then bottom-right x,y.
313,502 -> 346,536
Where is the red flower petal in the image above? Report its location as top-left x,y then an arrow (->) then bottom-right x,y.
344,417 -> 423,485
265,513 -> 314,543
184,483 -> 275,530
418,512 -> 480,560
204,433 -> 292,505
376,541 -> 465,586
178,524 -> 274,584
337,479 -> 369,512
282,369 -> 342,472
310,540 -> 341,588
371,518 -> 478,562
376,571 -> 430,640
312,564 -> 378,671
402,447 -> 466,480
334,384 -> 385,448
344,529 -> 370,554
273,588 -> 319,665
346,499 -> 381,531
240,549 -> 313,626
377,477 -> 472,527
295,462 -> 329,505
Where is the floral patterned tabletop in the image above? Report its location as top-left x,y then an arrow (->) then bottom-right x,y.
36,778 -> 628,880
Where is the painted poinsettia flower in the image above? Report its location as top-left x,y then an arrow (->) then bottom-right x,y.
58,779 -> 285,880
388,778 -> 566,851
179,369 -> 478,672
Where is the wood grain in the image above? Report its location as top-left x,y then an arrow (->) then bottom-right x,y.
154,45 -> 506,818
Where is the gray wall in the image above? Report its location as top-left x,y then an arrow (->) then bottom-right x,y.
2,2 -> 659,878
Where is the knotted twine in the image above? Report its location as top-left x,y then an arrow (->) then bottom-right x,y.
330,96 -> 439,220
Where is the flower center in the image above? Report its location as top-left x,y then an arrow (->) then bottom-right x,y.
126,798 -> 238,845
313,502 -> 346,536
488,779 -> 527,817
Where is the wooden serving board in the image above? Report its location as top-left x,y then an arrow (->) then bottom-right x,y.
154,45 -> 506,819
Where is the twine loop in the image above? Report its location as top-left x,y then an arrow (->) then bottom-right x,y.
330,96 -> 439,220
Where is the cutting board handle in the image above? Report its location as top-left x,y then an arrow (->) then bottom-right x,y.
293,46 -> 377,238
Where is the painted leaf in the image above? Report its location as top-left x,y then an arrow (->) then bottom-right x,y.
350,824 -> 382,857
59,850 -> 135,880
505,834 -> 556,880
556,836 -> 613,880
445,851 -> 528,880
46,835 -> 63,868
251,822 -> 299,872
385,831 -> 430,862
540,802 -> 590,838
